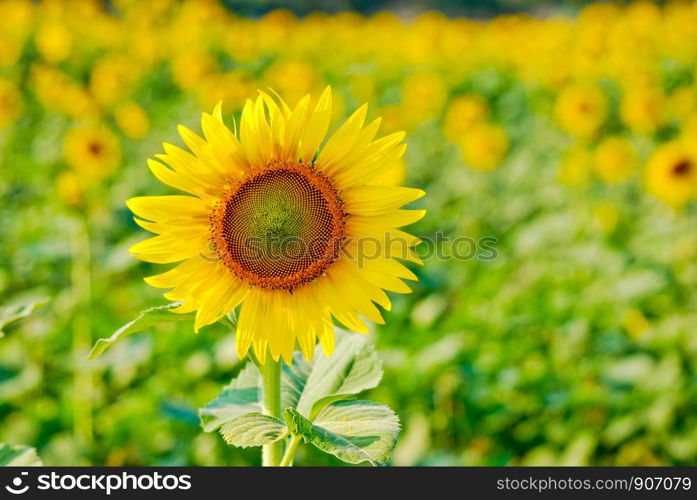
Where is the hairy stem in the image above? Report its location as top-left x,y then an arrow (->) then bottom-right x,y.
260,358 -> 283,466
279,434 -> 302,466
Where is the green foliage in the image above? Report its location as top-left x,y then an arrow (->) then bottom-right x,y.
88,303 -> 192,359
285,402 -> 399,466
0,444 -> 42,466
288,333 -> 383,419
200,332 -> 399,465
0,300 -> 46,337
220,414 -> 286,448
199,362 -> 261,432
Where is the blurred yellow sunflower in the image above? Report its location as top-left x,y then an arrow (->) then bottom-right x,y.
35,22 -> 73,64
57,170 -> 85,208
443,94 -> 488,143
554,83 -> 607,140
459,123 -> 508,171
64,124 -> 121,181
644,141 -> 697,208
114,101 -> 150,140
620,86 -> 665,135
669,86 -> 696,121
89,54 -> 140,108
593,136 -> 637,184
0,79 -> 22,129
401,71 -> 447,124
128,88 -> 425,364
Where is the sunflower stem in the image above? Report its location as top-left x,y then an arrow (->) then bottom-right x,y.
279,434 -> 302,466
260,357 -> 283,466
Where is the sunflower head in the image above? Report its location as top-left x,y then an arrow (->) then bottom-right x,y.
459,123 -> 509,172
593,136 -> 637,184
128,87 -> 425,364
209,159 -> 345,290
64,124 -> 121,181
554,83 -> 608,140
620,86 -> 665,135
36,22 -> 73,64
644,140 -> 697,208
114,101 -> 150,140
443,94 -> 488,143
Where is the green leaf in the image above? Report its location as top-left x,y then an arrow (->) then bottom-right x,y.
0,444 -> 43,466
202,332 -> 381,431
295,333 -> 383,419
88,303 -> 192,359
220,413 -> 286,448
200,331 -> 388,453
0,300 -> 47,337
200,365 -> 288,447
285,400 -> 400,466
280,352 -> 312,411
199,362 -> 261,432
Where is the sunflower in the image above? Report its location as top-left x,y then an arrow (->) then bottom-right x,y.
57,170 -> 85,208
35,22 -> 73,64
89,54 -> 141,108
593,136 -> 637,184
443,94 -> 488,143
401,71 -> 447,125
554,83 -> 607,140
128,88 -> 425,364
459,123 -> 508,172
644,140 -> 697,208
620,86 -> 665,135
0,79 -> 22,129
64,124 -> 121,181
114,101 -> 150,140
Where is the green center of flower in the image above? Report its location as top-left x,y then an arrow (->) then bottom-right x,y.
225,170 -> 334,267
211,162 -> 345,290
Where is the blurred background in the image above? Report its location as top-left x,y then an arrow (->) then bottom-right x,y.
2,0 -> 697,466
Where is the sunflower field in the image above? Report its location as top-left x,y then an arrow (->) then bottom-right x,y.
2,0 -> 697,467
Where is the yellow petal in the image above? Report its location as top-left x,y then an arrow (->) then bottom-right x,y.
317,103 -> 368,171
236,288 -> 263,361
343,185 -> 424,216
127,195 -> 210,222
299,86 -> 332,163
194,274 -> 245,332
201,111 -> 247,175
129,234 -> 209,264
144,257 -> 211,289
147,158 -> 216,201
